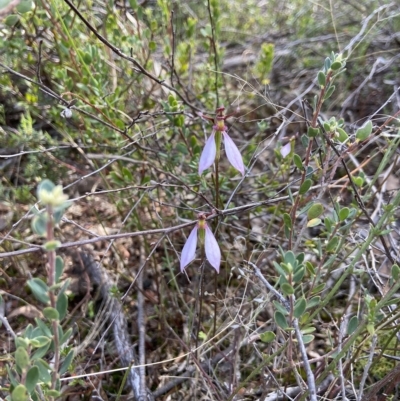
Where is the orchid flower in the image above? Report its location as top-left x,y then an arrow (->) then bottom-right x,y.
198,106 -> 245,176
180,217 -> 221,273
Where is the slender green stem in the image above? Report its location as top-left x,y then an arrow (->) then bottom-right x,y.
46,205 -> 60,394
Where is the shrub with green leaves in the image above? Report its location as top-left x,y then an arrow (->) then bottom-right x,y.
1,0 -> 400,400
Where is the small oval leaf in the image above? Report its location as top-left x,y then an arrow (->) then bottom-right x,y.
294,297 -> 307,318
339,207 -> 350,221
15,346 -> 30,370
260,331 -> 276,343
26,366 -> 40,393
356,121 -> 372,141
392,264 -> 400,281
302,334 -> 314,344
274,311 -> 288,330
281,282 -> 294,296
307,203 -> 324,220
348,316 -> 359,335
27,279 -> 49,305
43,307 -> 59,321
307,218 -> 321,228
299,179 -> 312,195
11,384 -> 28,401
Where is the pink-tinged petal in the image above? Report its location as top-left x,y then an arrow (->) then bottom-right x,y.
223,132 -> 245,176
180,225 -> 198,272
204,224 -> 221,273
280,142 -> 291,158
199,132 -> 216,174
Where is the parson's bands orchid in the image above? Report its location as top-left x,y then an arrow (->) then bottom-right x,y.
180,220 -> 221,273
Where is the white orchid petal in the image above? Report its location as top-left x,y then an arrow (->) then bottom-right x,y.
223,132 -> 245,175
280,142 -> 291,158
199,132 -> 216,174
204,224 -> 221,273
180,225 -> 198,272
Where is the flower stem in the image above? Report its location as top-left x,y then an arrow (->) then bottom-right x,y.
215,158 -> 220,210
46,205 -> 60,393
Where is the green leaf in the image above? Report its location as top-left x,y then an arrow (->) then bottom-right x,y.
274,311 -> 288,330
15,346 -> 30,370
293,266 -> 305,283
283,213 -> 292,229
324,217 -> 333,232
299,179 -> 312,195
34,318 -> 52,337
300,312 -> 310,324
307,203 -> 324,220
43,240 -> 61,251
33,359 -> 51,383
392,264 -> 400,281
302,334 -> 314,344
176,142 -> 188,154
82,52 -> 92,65
281,282 -> 294,296
260,331 -> 276,343
302,326 -> 316,334
11,384 -> 28,401
149,41 -> 157,51
353,176 -> 364,187
29,336 -> 51,348
330,61 -> 342,70
27,279 -> 49,304
324,85 -> 336,99
294,297 -> 307,318
307,218 -> 321,228
311,283 -> 325,294
122,167 -> 133,182
324,57 -> 332,71
326,236 -> 339,252
26,366 -> 40,393
293,154 -> 303,170
31,215 -> 47,236
56,293 -> 68,320
16,0 -> 32,13
305,261 -> 315,276
7,364 -> 19,387
307,126 -> 319,138
296,253 -> 305,264
60,327 -> 73,346
347,316 -> 359,335
31,342 -> 51,361
284,251 -> 296,267
15,337 -> 30,349
273,300 -> 288,316
317,71 -> 326,87
55,256 -> 64,283
338,207 -> 349,221
43,307 -> 59,321
307,296 -> 321,309
5,14 -> 19,26
59,349 -> 74,375
356,121 -> 373,141
336,127 -> 348,143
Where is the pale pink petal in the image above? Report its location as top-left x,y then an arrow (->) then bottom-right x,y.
223,132 -> 245,175
180,225 -> 198,272
204,224 -> 221,273
199,132 -> 216,174
280,142 -> 291,158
